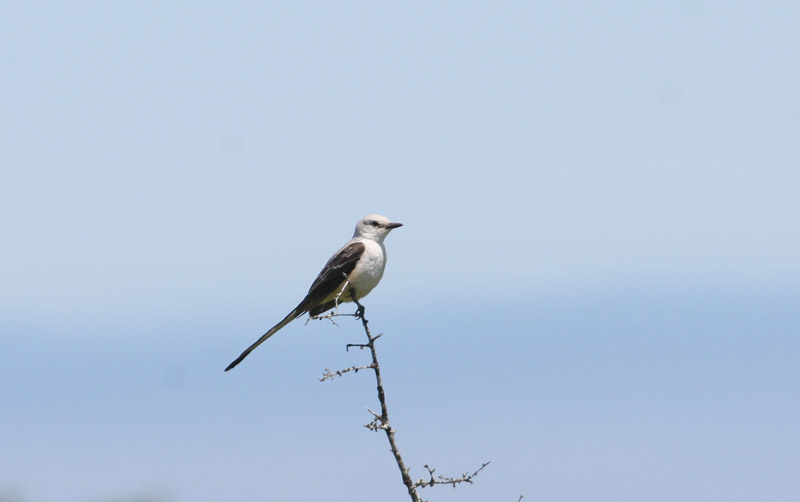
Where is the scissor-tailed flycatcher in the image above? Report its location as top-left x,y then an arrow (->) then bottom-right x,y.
225,214 -> 403,371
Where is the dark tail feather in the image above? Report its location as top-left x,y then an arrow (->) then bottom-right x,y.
224,309 -> 302,371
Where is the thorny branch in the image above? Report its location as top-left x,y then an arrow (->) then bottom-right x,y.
320,363 -> 375,381
320,292 -> 490,502
413,462 -> 491,489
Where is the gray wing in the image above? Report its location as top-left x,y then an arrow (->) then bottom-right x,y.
300,240 -> 365,311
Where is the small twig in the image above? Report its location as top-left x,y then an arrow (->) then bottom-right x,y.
305,310 -> 340,327
364,407 -> 389,431
366,407 -> 382,420
414,461 -> 491,489
346,333 -> 382,351
320,363 -> 376,382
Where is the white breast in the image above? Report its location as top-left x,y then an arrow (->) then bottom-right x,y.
347,239 -> 387,299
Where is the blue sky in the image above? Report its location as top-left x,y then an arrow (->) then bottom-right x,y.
2,2 -> 799,501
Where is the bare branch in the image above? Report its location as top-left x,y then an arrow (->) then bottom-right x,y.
321,293 -> 490,501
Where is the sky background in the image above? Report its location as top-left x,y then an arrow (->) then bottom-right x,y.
2,1 -> 799,501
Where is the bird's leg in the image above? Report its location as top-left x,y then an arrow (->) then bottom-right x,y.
349,289 -> 365,319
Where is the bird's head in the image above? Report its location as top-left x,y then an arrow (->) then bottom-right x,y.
354,214 -> 403,242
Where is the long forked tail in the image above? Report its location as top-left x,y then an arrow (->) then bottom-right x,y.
224,309 -> 301,371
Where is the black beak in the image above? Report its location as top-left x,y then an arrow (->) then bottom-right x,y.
385,222 -> 403,229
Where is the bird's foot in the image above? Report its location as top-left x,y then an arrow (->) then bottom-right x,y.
348,290 -> 366,319
354,304 -> 366,319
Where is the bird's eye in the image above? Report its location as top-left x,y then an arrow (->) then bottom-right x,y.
368,220 -> 379,227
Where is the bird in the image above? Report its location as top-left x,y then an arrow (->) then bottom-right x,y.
224,214 -> 403,371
